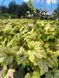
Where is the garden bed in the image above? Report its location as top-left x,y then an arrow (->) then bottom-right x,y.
0,19 -> 59,78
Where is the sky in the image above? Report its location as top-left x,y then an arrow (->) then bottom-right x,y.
0,0 -> 58,11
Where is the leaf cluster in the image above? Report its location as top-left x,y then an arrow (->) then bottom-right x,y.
0,19 -> 59,78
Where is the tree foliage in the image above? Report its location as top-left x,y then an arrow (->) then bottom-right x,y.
54,3 -> 59,18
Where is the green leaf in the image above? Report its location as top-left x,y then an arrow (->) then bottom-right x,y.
32,71 -> 40,78
25,73 -> 31,78
25,71 -> 40,78
0,46 -> 18,66
45,69 -> 59,78
47,57 -> 58,68
37,59 -> 48,75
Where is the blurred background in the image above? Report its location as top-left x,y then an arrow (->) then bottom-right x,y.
0,0 -> 59,19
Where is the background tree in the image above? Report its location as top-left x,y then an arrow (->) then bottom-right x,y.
54,3 -> 59,18
56,3 -> 59,17
7,1 -> 17,15
1,0 -> 5,12
27,0 -> 36,14
17,2 -> 32,18
7,1 -> 34,18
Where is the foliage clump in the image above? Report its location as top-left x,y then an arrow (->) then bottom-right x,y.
0,19 -> 59,78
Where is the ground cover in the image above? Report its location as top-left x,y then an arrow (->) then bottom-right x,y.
0,19 -> 59,78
